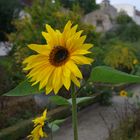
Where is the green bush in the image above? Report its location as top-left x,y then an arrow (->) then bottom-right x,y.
104,41 -> 137,72
0,56 -> 26,95
116,11 -> 133,25
120,23 -> 140,42
59,0 -> 99,14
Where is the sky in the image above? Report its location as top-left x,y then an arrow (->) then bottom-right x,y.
96,0 -> 140,10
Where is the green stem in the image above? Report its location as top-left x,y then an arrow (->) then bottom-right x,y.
71,85 -> 78,140
51,126 -> 53,140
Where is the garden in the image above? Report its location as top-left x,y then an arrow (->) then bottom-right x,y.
0,0 -> 140,140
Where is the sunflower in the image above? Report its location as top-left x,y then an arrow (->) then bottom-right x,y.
23,21 -> 93,94
28,109 -> 48,140
33,109 -> 47,127
119,90 -> 127,97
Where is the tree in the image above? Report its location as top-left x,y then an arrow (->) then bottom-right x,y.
77,0 -> 99,14
59,0 -> 99,14
0,0 -> 21,41
116,11 -> 133,25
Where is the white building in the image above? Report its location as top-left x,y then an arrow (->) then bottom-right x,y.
114,4 -> 140,25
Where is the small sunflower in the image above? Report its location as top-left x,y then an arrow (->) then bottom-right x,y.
133,59 -> 139,65
23,21 -> 93,94
33,109 -> 47,127
119,90 -> 127,97
28,109 -> 48,140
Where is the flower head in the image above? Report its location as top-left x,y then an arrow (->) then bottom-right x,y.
133,59 -> 139,65
28,125 -> 47,140
119,90 -> 127,97
28,109 -> 47,140
33,109 -> 47,126
23,21 -> 93,94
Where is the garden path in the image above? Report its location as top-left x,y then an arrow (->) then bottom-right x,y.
48,96 -> 126,140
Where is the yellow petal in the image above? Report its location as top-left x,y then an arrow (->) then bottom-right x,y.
71,74 -> 80,87
42,31 -> 56,48
62,65 -> 71,90
63,21 -> 72,42
71,49 -> 91,55
76,35 -> 86,45
43,109 -> 47,118
71,56 -> 94,65
46,24 -> 58,44
39,66 -> 55,90
52,67 -> 63,94
46,24 -> 56,35
23,56 -> 48,69
74,30 -> 83,38
27,63 -> 50,79
71,25 -> 78,35
66,60 -> 83,79
82,44 -> 93,50
66,24 -> 78,39
45,70 -> 54,94
23,58 -> 49,71
66,35 -> 75,50
45,86 -> 52,95
29,64 -> 52,86
63,20 -> 72,33
23,54 -> 48,65
66,31 -> 84,51
28,44 -> 50,56
56,30 -> 64,46
23,55 -> 37,64
39,127 -> 44,137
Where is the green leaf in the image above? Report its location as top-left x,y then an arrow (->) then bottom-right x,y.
48,123 -> 60,132
4,80 -> 43,96
127,91 -> 133,98
68,97 -> 94,105
48,119 -> 66,132
49,96 -> 70,106
50,119 -> 66,125
90,66 -> 140,84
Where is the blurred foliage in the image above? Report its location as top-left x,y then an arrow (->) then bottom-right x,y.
119,23 -> 140,42
116,11 -> 134,25
99,13 -> 140,72
0,56 -> 24,94
106,13 -> 140,42
98,88 -> 112,105
78,82 -> 96,97
104,41 -> 137,71
0,0 -> 21,41
78,82 -> 113,105
58,0 -> 99,14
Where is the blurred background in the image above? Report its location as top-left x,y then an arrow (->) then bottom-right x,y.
0,0 -> 140,139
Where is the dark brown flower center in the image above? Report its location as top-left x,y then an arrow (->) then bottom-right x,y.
49,46 -> 69,66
